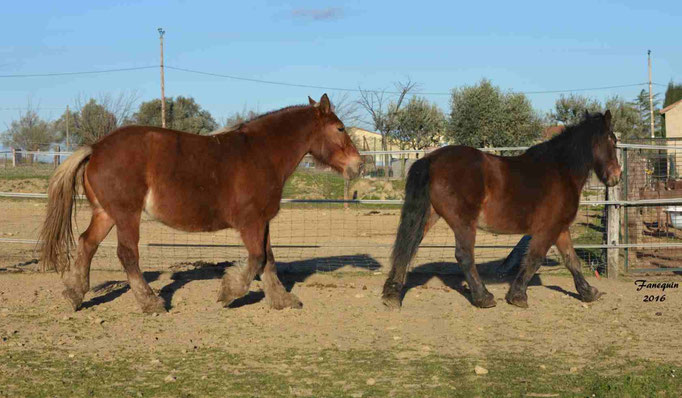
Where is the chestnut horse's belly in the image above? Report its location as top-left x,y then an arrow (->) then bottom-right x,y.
143,188 -> 231,232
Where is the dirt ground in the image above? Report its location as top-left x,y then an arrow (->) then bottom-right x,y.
1,266 -> 681,396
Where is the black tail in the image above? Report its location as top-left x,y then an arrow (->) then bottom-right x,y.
382,156 -> 432,308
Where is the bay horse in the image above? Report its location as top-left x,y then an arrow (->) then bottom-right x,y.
382,111 -> 621,309
40,94 -> 362,314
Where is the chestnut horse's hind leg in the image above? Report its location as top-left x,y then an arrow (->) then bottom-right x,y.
261,225 -> 302,310
505,234 -> 555,308
61,209 -> 114,311
555,230 -> 603,302
115,214 -> 165,314
454,225 -> 496,308
217,222 -> 267,307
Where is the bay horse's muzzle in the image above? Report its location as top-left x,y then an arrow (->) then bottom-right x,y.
605,166 -> 622,187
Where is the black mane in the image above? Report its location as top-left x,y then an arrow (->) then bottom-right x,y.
524,112 -> 607,177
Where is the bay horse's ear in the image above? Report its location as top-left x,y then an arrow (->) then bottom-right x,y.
584,109 -> 590,119
604,109 -> 612,127
319,93 -> 331,114
308,96 -> 317,106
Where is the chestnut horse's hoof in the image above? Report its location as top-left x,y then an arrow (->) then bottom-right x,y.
472,292 -> 497,308
268,292 -> 303,310
62,288 -> 84,311
140,295 -> 166,314
580,287 -> 604,303
505,291 -> 529,308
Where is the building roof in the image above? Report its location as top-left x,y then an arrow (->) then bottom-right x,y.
660,99 -> 682,114
542,125 -> 565,140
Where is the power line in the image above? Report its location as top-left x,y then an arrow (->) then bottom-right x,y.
0,63 -> 669,96
166,66 -> 659,96
0,66 -> 157,78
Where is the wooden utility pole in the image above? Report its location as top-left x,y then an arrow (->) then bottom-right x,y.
65,104 -> 70,150
648,50 -> 655,139
159,28 -> 166,128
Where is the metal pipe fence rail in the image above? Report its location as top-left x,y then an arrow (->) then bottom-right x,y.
2,143 -> 682,275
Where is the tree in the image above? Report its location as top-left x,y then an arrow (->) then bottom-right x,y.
549,94 -> 602,126
2,105 -> 57,163
447,79 -> 541,147
663,80 -> 682,108
391,96 -> 445,152
358,79 -> 417,175
604,96 -> 642,141
53,92 -> 138,146
132,96 -> 218,134
222,107 -> 260,129
632,89 -> 661,138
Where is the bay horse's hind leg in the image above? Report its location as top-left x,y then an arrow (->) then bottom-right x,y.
217,222 -> 266,307
505,234 -> 555,308
61,209 -> 114,310
555,230 -> 603,302
261,224 -> 302,310
454,225 -> 496,308
115,214 -> 165,314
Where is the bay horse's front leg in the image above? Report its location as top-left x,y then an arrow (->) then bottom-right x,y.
555,230 -> 603,302
505,234 -> 554,308
260,224 -> 302,309
217,222 -> 266,307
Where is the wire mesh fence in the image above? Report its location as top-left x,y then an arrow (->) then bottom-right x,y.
1,143 -> 681,275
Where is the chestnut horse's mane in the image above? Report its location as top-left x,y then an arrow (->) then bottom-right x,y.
209,105 -> 309,136
524,112 -> 607,177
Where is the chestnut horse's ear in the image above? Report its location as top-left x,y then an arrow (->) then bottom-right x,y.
604,109 -> 612,127
308,96 -> 317,106
319,93 -> 331,114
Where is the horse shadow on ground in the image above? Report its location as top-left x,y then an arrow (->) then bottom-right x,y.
399,257 -> 581,305
82,254 -> 582,310
84,255 -> 382,310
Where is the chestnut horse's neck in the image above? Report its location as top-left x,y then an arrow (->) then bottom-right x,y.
218,106 -> 317,183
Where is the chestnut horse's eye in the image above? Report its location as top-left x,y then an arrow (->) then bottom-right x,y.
338,127 -> 345,133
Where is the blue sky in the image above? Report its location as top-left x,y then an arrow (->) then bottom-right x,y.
1,0 -> 680,133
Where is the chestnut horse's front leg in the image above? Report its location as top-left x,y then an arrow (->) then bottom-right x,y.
260,224 -> 302,309
217,222 -> 267,307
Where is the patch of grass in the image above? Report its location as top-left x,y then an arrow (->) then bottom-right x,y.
0,163 -> 55,180
0,347 -> 678,397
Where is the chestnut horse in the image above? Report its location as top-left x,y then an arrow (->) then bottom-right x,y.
382,111 -> 621,309
40,94 -> 361,313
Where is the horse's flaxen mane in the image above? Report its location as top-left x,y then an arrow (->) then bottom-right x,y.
524,112 -> 607,176
208,105 -> 310,136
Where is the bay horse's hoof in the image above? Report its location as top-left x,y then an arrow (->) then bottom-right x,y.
580,287 -> 604,303
62,288 -> 84,311
382,293 -> 402,310
472,292 -> 497,308
140,295 -> 166,314
268,292 -> 303,310
505,291 -> 529,308
382,282 -> 403,310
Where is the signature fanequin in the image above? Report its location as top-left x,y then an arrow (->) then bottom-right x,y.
635,280 -> 679,303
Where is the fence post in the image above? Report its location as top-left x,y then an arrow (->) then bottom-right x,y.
343,179 -> 350,210
607,142 -> 623,278
11,147 -> 17,167
53,146 -> 60,168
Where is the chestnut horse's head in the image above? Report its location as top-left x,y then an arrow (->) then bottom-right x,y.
592,110 -> 621,187
307,94 -> 363,179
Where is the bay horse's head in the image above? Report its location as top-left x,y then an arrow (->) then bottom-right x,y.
591,110 -> 621,187
307,94 -> 363,179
